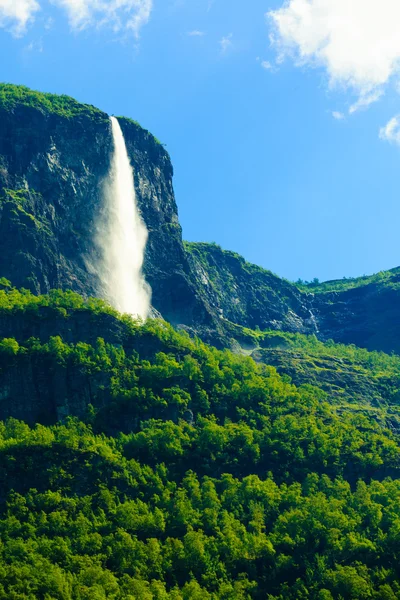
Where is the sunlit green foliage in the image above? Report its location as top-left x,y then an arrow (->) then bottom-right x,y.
116,115 -> 164,147
296,267 -> 400,293
0,83 -> 108,121
0,285 -> 120,318
222,320 -> 400,406
236,325 -> 400,378
1,416 -> 400,599
1,287 -> 400,597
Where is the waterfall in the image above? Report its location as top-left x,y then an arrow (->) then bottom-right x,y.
96,116 -> 151,319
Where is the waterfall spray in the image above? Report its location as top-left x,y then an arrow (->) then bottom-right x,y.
96,117 -> 151,318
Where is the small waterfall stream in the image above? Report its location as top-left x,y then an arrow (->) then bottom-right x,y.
96,117 -> 151,318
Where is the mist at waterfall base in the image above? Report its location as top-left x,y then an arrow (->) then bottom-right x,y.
94,117 -> 151,319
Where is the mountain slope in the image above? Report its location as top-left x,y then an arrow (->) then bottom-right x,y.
2,83 -> 400,356
312,269 -> 400,353
3,84 -> 400,599
1,281 -> 400,430
186,242 -> 400,354
1,285 -> 400,598
0,83 -> 215,337
185,242 -> 317,334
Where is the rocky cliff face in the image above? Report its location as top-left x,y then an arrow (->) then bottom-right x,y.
1,84 -> 400,356
0,92 -> 109,295
185,242 -> 318,335
185,242 -> 400,354
312,273 -> 400,354
0,84 -> 214,335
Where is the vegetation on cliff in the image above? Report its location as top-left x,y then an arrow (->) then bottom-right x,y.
1,286 -> 400,598
223,321 -> 400,406
0,83 -> 108,121
184,241 -> 400,354
117,116 -> 164,148
296,267 -> 400,294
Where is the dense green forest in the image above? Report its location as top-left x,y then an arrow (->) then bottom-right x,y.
1,284 -> 400,598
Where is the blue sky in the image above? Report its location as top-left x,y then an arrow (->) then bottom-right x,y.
1,0 -> 400,283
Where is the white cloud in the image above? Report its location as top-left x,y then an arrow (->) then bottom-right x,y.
0,0 -> 40,36
220,33 -> 232,54
268,0 -> 400,113
187,30 -> 205,37
51,0 -> 153,37
348,89 -> 384,115
261,60 -> 273,71
24,37 -> 43,51
0,0 -> 152,38
380,115 -> 400,146
332,111 -> 344,120
44,16 -> 54,29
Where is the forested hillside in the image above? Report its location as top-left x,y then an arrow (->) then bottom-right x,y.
3,83 -> 400,599
1,282 -> 400,598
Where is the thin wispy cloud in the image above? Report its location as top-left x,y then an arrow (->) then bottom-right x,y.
261,60 -> 273,71
52,0 -> 153,38
256,57 -> 275,72
220,33 -> 232,54
380,116 -> 400,146
0,0 -> 40,37
268,0 -> 400,115
332,111 -> 345,121
0,0 -> 153,38
348,90 -> 384,115
44,15 -> 54,30
187,30 -> 205,37
24,37 -> 43,52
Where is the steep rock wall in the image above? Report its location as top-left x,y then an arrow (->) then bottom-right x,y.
0,85 -> 212,332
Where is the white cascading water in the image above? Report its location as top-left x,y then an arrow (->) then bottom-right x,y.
96,116 -> 151,319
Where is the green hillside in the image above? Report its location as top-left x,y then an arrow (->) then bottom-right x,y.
223,321 -> 400,407
1,284 -> 400,598
3,84 -> 400,599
